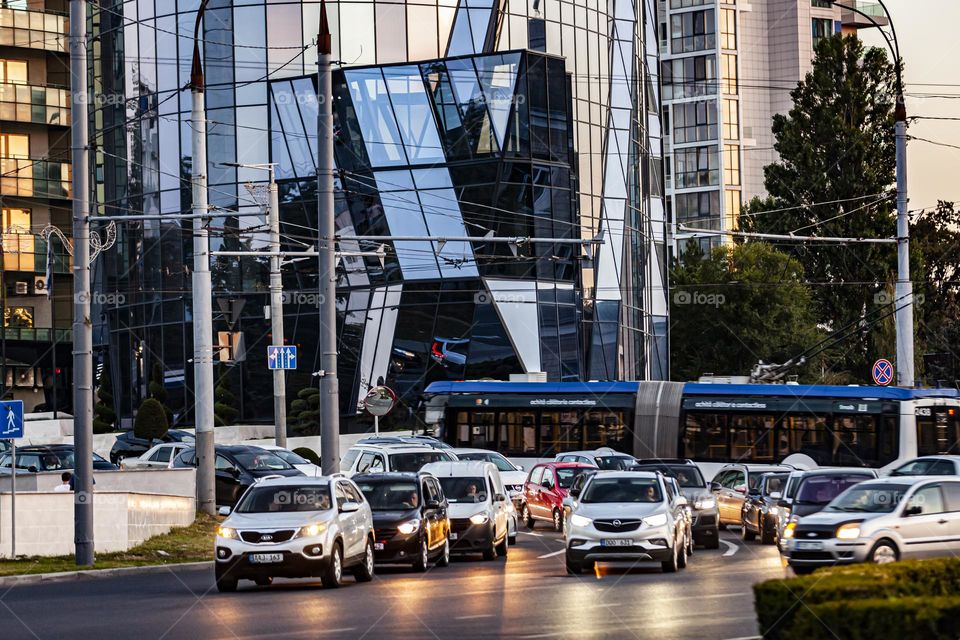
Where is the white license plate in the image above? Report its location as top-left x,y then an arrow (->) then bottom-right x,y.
796,541 -> 823,551
249,553 -> 283,564
374,542 -> 384,551
449,532 -> 459,540
601,539 -> 634,547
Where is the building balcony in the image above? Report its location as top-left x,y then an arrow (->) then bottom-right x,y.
0,157 -> 71,199
840,2 -> 889,29
0,82 -> 70,126
0,326 -> 71,343
0,7 -> 68,53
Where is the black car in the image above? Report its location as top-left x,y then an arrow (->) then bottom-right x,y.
631,462 -> 720,548
0,444 -> 118,472
171,445 -> 303,506
110,429 -> 196,465
741,472 -> 789,544
353,472 -> 451,571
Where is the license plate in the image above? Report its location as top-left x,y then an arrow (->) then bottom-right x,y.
449,532 -> 458,540
374,542 -> 384,551
601,539 -> 634,547
796,541 -> 823,551
249,553 -> 283,564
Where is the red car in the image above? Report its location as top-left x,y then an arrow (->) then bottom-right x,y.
520,462 -> 595,531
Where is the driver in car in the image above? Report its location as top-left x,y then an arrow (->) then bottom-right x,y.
403,491 -> 419,509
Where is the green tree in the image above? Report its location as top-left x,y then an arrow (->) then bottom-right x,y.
740,34 -> 898,381
670,242 -> 821,382
214,363 -> 239,427
290,387 -> 320,435
93,367 -> 117,434
148,362 -> 173,425
134,397 -> 169,441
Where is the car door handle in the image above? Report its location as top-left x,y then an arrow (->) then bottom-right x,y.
939,519 -> 948,525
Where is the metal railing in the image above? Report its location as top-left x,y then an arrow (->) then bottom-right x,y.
0,327 -> 71,342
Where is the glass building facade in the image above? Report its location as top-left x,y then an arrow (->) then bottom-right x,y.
92,0 -> 667,429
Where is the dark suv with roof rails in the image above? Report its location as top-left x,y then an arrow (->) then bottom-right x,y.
172,445 -> 303,506
632,460 -> 719,548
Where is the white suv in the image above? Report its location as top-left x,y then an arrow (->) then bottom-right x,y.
341,444 -> 458,476
214,476 -> 375,592
564,471 -> 690,574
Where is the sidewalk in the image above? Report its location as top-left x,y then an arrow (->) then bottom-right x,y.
0,561 -> 213,588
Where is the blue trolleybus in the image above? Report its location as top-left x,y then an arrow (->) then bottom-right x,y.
422,381 -> 960,470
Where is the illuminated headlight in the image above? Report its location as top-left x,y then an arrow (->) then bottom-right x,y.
644,513 -> 668,527
569,514 -> 592,528
694,496 -> 716,510
469,513 -> 489,525
836,523 -> 861,540
510,485 -> 524,494
295,522 -> 327,538
217,526 -> 238,540
397,520 -> 420,535
783,522 -> 797,539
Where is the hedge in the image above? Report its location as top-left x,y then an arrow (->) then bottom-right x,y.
754,558 -> 960,639
293,447 -> 320,466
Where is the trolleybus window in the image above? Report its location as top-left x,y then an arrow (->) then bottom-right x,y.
917,409 -> 960,456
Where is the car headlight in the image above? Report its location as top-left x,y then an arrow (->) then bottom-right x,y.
569,514 -> 592,528
694,496 -> 716,510
469,513 -> 489,525
783,522 -> 797,539
397,520 -> 420,535
217,526 -> 238,540
644,513 -> 668,527
836,523 -> 861,540
295,522 -> 327,538
766,506 -> 779,516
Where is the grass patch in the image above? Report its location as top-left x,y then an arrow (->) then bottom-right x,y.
0,513 -> 220,577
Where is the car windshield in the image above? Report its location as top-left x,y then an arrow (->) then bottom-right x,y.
825,484 -> 910,513
233,451 -> 294,471
437,477 -> 487,503
890,459 -> 952,476
457,452 -> 516,472
654,465 -> 706,488
270,450 -> 309,466
356,481 -> 420,510
594,456 -> 634,470
234,485 -> 332,512
582,477 -> 663,503
557,467 -> 590,489
389,451 -> 447,472
748,470 -> 785,490
796,474 -> 873,505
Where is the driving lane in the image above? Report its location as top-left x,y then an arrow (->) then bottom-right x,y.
0,529 -> 787,640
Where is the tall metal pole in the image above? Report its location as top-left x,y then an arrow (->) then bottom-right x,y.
69,0 -> 94,566
268,168 -> 287,448
894,96 -> 914,387
317,0 -> 340,474
191,1 -> 216,515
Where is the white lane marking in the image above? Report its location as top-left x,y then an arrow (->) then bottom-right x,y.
455,614 -> 496,620
721,636 -> 761,640
720,539 -> 739,557
537,549 -> 566,559
518,531 -> 545,537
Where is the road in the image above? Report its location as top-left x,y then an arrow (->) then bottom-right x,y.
0,529 -> 787,640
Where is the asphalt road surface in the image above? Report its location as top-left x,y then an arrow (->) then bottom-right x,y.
0,529 -> 789,640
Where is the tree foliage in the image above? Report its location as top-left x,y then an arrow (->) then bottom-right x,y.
134,397 -> 169,441
670,242 -> 821,382
740,35 -> 898,381
214,363 -> 239,427
148,362 -> 174,425
93,367 -> 117,434
290,387 -> 320,436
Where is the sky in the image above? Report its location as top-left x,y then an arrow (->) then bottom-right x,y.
861,0 -> 960,211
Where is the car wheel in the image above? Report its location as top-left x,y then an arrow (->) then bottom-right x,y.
353,539 -> 375,582
496,533 -> 508,559
705,526 -> 721,549
321,542 -> 343,588
482,538 -> 497,561
522,504 -> 535,529
741,523 -> 756,542
869,540 -> 899,565
760,519 -> 776,545
677,537 -> 688,569
215,565 -> 239,593
508,533 -> 517,546
436,538 -> 450,567
661,543 -> 679,573
686,531 -> 694,556
565,555 -> 581,575
254,577 -> 273,587
552,509 -> 563,533
413,538 -> 430,572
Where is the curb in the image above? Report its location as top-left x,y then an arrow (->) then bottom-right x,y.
0,561 -> 213,587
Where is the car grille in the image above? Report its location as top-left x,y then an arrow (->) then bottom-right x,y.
593,519 -> 642,533
375,526 -> 398,539
694,513 -> 716,527
239,529 -> 296,544
450,518 -> 473,534
790,551 -> 835,561
793,527 -> 835,540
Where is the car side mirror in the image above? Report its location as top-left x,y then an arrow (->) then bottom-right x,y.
27,465 -> 37,473
340,501 -> 361,513
495,493 -> 507,503
517,465 -> 525,471
734,485 -> 747,495
230,467 -> 242,477
769,491 -> 782,500
903,505 -> 923,517
425,499 -> 440,509
569,488 -> 581,498
218,506 -> 231,516
710,481 -> 721,491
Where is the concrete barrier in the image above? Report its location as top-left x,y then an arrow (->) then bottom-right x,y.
0,468 -> 197,498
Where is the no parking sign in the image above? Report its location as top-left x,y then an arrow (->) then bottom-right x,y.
872,359 -> 894,386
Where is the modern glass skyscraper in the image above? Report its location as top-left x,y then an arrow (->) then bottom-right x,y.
92,0 -> 667,430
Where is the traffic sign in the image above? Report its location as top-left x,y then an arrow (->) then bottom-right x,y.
267,345 -> 298,370
0,400 -> 24,439
872,359 -> 894,386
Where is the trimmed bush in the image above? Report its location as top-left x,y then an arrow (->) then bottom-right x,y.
755,558 -> 960,639
134,397 -> 169,441
214,364 -> 239,426
293,447 -> 320,465
93,368 -> 117,434
788,596 -> 960,640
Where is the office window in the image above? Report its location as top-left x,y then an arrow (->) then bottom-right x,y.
0,132 -> 29,157
812,18 -> 833,46
674,190 -> 720,224
674,145 -> 719,188
0,59 -> 27,83
671,0 -> 709,7
724,144 -> 740,185
673,100 -> 718,144
670,9 -> 715,54
812,0 -> 833,7
4,306 -> 33,328
721,53 -> 737,94
661,55 -> 716,100
725,189 -> 741,229
722,98 -> 739,139
1,207 -> 33,271
720,8 -> 736,49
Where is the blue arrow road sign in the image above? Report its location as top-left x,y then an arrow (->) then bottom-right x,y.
0,400 -> 24,439
268,345 -> 298,370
